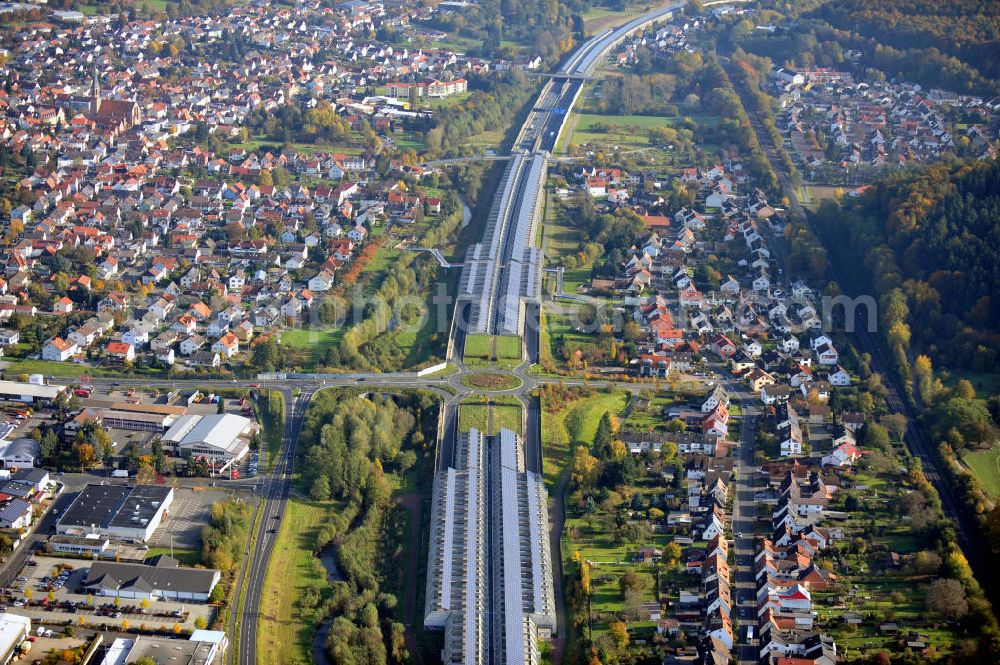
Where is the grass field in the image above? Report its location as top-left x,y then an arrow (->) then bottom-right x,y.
231,139 -> 363,157
458,399 -> 523,435
495,335 -> 522,360
1,359 -> 89,378
144,548 -> 200,566
261,391 -> 285,473
567,113 -> 660,151
541,391 -> 629,488
580,2 -> 673,33
257,498 -> 333,665
542,308 -> 599,367
944,370 -> 1000,397
963,447 -> 1000,498
463,334 -> 493,360
280,327 -> 343,367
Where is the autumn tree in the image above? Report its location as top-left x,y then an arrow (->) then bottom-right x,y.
74,442 -> 97,469
570,446 -> 599,489
608,620 -> 629,650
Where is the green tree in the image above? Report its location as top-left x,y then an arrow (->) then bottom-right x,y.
252,336 -> 280,372
310,475 -> 331,501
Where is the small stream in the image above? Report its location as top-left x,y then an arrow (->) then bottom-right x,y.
460,198 -> 472,228
310,545 -> 344,665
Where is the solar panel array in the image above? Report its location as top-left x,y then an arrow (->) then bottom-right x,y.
425,428 -> 555,665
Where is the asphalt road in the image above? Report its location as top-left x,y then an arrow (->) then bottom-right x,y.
232,389 -> 310,665
725,371 -> 760,665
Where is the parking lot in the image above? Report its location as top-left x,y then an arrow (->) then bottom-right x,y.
21,632 -> 88,659
4,555 -> 214,632
146,487 -> 233,551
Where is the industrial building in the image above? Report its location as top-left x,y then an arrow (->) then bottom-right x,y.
83,554 -> 221,601
0,613 -> 30,665
100,631 -> 228,665
0,438 -> 38,468
424,428 -> 556,665
0,379 -> 67,404
48,534 -> 111,556
162,413 -> 256,472
65,402 -> 188,436
56,484 -> 174,542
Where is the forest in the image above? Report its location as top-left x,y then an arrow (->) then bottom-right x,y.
422,0 -> 602,63
811,157 -> 1000,373
737,0 -> 1000,96
296,389 -> 439,664
422,70 -> 534,157
808,0 -> 1000,83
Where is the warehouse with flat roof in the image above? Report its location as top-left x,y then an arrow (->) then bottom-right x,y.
0,380 -> 67,404
56,484 -> 174,542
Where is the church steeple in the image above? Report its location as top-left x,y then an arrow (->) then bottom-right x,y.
91,65 -> 101,115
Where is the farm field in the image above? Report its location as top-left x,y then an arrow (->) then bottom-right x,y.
280,327 -> 344,368
458,398 -> 523,435
463,334 -> 493,361
1,359 -> 90,378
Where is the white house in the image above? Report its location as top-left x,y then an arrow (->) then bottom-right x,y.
180,335 -> 205,356
828,366 -> 851,386
701,385 -> 730,413
42,337 -> 77,362
815,343 -> 839,365
211,333 -> 239,359
308,270 -> 335,292
156,348 -> 176,366
781,336 -> 800,353
53,297 -> 74,315
761,384 -> 791,406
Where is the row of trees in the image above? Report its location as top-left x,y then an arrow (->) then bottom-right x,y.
201,499 -> 252,575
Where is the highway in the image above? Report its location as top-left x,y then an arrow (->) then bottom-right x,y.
233,388 -> 310,665
33,5 -> 713,660
559,3 -> 681,74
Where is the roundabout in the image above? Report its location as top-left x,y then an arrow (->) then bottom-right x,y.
459,371 -> 523,392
